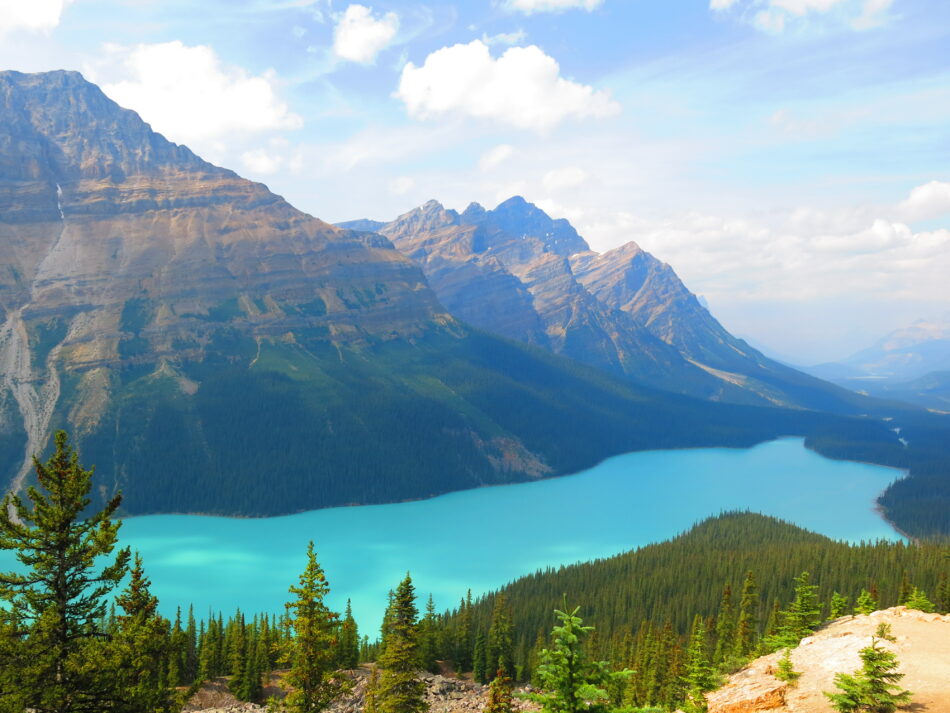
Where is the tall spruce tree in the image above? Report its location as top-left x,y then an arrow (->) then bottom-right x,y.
339,600 -> 360,670
770,572 -> 821,650
487,594 -> 515,679
110,553 -> 176,713
713,584 -> 735,664
683,615 -> 715,713
733,571 -> 759,659
377,574 -> 427,713
418,595 -> 439,674
284,541 -> 347,713
0,430 -> 131,713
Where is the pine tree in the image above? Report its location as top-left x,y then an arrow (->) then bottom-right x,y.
230,612 -> 248,700
824,635 -> 913,712
733,571 -> 759,659
775,649 -> 800,685
473,631 -> 488,683
902,588 -> 934,613
377,574 -> 427,713
713,584 -> 735,664
682,615 -> 715,713
418,595 -> 439,674
339,600 -> 361,670
525,603 -> 630,713
770,572 -> 821,649
484,666 -> 515,713
110,553 -> 176,713
455,590 -> 474,672
0,430 -> 131,713
829,592 -> 849,621
284,541 -> 347,713
855,589 -> 878,616
488,594 -> 515,679
896,573 -> 912,606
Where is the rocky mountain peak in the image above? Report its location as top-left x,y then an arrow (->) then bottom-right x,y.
0,69 -> 223,184
473,196 -> 589,257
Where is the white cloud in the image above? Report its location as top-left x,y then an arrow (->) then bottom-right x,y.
503,0 -> 602,13
479,144 -> 515,171
897,181 -> 950,222
542,166 -> 588,191
241,148 -> 283,175
481,29 -> 527,46
713,0 -> 893,32
96,42 -> 302,148
395,40 -> 620,132
332,4 -> 399,64
389,176 -> 415,195
0,0 -> 73,34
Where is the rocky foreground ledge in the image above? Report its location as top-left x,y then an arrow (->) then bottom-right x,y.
706,606 -> 950,713
184,668 -> 538,713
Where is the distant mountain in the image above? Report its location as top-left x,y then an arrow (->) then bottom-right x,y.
844,370 -> 950,412
0,70 -> 852,518
342,198 -> 870,414
810,316 -> 950,383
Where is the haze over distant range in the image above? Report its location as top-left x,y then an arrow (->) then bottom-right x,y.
2,0 -> 948,363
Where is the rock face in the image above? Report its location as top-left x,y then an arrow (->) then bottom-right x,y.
706,607 -> 950,713
184,668 -> 538,713
345,198 -> 868,412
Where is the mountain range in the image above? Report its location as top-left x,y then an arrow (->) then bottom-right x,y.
0,69 -> 945,535
341,198 -> 872,414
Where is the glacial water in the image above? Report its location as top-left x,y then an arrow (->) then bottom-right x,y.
1,438 -> 902,629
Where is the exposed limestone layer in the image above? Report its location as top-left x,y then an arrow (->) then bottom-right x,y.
707,607 -> 950,713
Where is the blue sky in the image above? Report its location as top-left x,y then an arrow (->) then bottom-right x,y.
2,0 -> 949,362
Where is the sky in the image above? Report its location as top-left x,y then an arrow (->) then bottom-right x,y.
1,0 -> 948,364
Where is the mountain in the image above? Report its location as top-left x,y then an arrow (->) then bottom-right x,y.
0,70 -> 858,518
810,316 -> 950,383
341,199 -> 874,414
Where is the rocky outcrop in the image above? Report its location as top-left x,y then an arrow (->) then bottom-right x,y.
707,607 -> 950,713
184,668 -> 538,713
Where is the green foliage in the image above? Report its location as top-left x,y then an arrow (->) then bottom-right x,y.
829,592 -> 850,620
109,553 -> 177,712
824,637 -> 913,712
0,430 -> 131,713
682,616 -> 716,712
902,588 -> 934,613
485,667 -> 515,713
339,600 -> 361,669
775,649 -> 800,685
855,590 -> 878,616
523,604 -> 630,713
767,572 -> 822,651
377,574 -> 427,713
488,593 -> 515,679
284,542 -> 347,713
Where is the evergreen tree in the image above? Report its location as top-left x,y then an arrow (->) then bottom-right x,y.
855,590 -> 878,616
229,612 -> 248,699
525,604 -> 630,713
364,666 -> 380,713
824,635 -> 913,712
775,649 -> 800,685
485,666 -> 515,713
0,430 -> 131,713
713,584 -> 735,664
733,571 -> 759,659
377,574 -> 427,713
896,573 -> 911,606
339,600 -> 361,670
488,594 -> 515,679
770,572 -> 821,649
682,615 -> 715,713
902,588 -> 934,613
418,595 -> 440,674
284,542 -> 347,713
473,631 -> 488,684
829,592 -> 849,621
110,553 -> 176,713
455,591 -> 474,672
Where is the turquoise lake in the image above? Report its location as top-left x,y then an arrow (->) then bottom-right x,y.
1,438 -> 903,630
